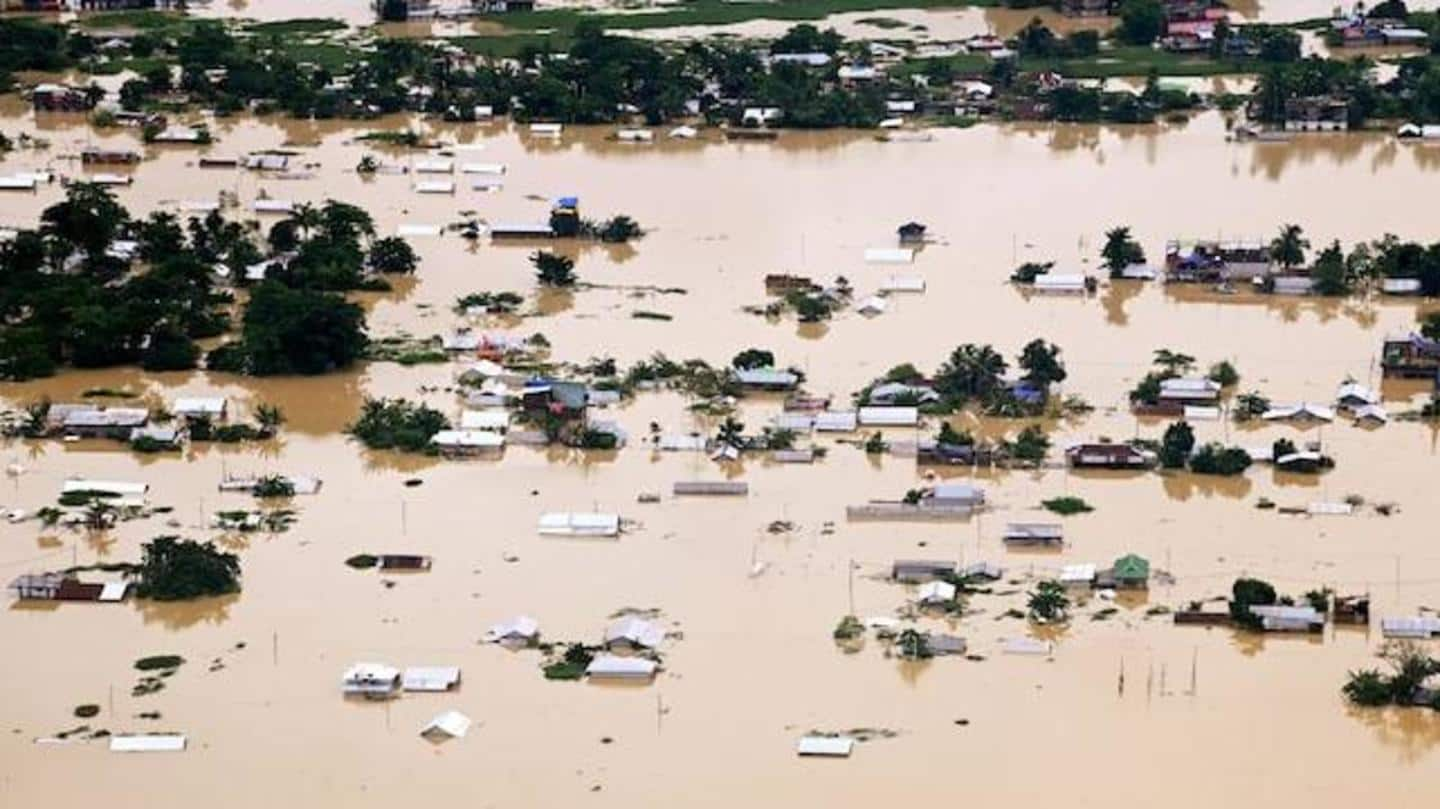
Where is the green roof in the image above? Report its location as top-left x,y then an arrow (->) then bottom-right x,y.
1112,554 -> 1150,580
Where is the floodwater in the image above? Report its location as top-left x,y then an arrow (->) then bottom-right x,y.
3,103 -> 1440,807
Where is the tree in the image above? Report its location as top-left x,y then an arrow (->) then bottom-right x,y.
40,182 -> 129,262
1027,580 -> 1070,622
1159,420 -> 1195,468
208,282 -> 367,376
378,0 -> 410,22
1269,224 -> 1309,270
356,155 -> 378,174
1207,360 -> 1239,388
255,403 -> 285,434
531,250 -> 577,287
1007,425 -> 1050,467
1230,577 -> 1277,629
715,416 -> 745,449
936,421 -> 972,447
598,216 -> 643,243
135,536 -> 241,601
368,236 -> 418,274
935,343 -> 1007,403
1101,226 -> 1147,276
731,348 -> 775,370
1423,312 -> 1440,341
1118,0 -> 1166,46
1312,240 -> 1349,296
1234,391 -> 1271,421
1189,443 -> 1252,476
1018,339 -> 1067,388
896,628 -> 933,660
348,397 -> 449,452
1152,348 -> 1195,375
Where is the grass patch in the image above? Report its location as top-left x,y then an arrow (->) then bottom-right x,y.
76,10 -> 190,30
486,0 -> 996,37
81,387 -> 138,398
246,18 -> 347,37
134,655 -> 184,672
1041,496 -> 1094,515
345,554 -> 379,570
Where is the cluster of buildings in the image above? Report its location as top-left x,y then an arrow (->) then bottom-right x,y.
374,0 -> 535,18
35,397 -> 229,449
1330,4 -> 1429,49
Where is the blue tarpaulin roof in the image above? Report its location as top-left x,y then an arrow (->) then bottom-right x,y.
555,196 -> 578,208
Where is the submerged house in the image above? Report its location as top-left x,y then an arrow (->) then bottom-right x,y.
31,83 -> 95,112
1249,605 -> 1325,633
57,406 -> 149,439
1284,97 -> 1349,132
734,368 -> 799,391
1156,377 -> 1221,410
1066,442 -> 1154,469
892,560 -> 955,584
1097,554 -> 1150,590
1002,523 -> 1063,546
1164,240 -> 1270,282
8,573 -> 130,602
522,380 -> 588,420
603,617 -> 665,651
1381,333 -> 1440,378
341,663 -> 401,698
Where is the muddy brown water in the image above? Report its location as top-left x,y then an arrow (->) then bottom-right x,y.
3,105 -> 1440,805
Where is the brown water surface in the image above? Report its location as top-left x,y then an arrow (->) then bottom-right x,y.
2,106 -> 1440,806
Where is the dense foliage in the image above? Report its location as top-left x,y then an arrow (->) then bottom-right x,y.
348,397 -> 449,452
135,535 -> 241,601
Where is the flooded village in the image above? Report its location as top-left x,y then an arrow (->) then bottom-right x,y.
2,0 -> 1440,806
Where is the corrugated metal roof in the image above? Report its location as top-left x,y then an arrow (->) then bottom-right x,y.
797,736 -> 854,757
110,734 -> 186,753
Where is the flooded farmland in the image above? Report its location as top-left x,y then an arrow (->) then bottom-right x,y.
3,100 -> 1440,808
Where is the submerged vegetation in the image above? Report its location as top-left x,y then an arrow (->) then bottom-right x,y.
347,398 -> 449,453
134,536 -> 241,601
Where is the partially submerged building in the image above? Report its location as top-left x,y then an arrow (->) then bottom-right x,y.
1065,442 -> 1154,469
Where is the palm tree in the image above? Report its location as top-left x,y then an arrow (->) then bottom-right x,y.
1270,224 -> 1309,270
715,417 -> 745,449
1027,580 -> 1070,622
1152,348 -> 1195,375
896,628 -> 933,660
289,203 -> 321,243
936,343 -> 1007,401
83,498 -> 118,532
255,404 -> 285,436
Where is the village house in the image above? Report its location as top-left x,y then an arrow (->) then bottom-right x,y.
1002,522 -> 1063,546
172,397 -> 228,422
891,559 -> 956,583
867,382 -> 938,405
8,573 -> 130,602
924,483 -> 985,509
81,148 -> 141,165
1249,605 -> 1325,633
1156,377 -> 1221,410
54,405 -> 150,439
1060,0 -> 1113,16
1165,240 -> 1271,282
603,616 -> 665,651
1097,554 -> 1150,590
916,439 -> 994,466
342,663 -> 402,698
431,429 -> 505,456
1381,333 -> 1440,378
1284,97 -> 1349,132
31,83 -> 95,112
1065,442 -> 1155,469
522,380 -> 588,420
734,368 -> 799,391
486,615 -> 541,647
